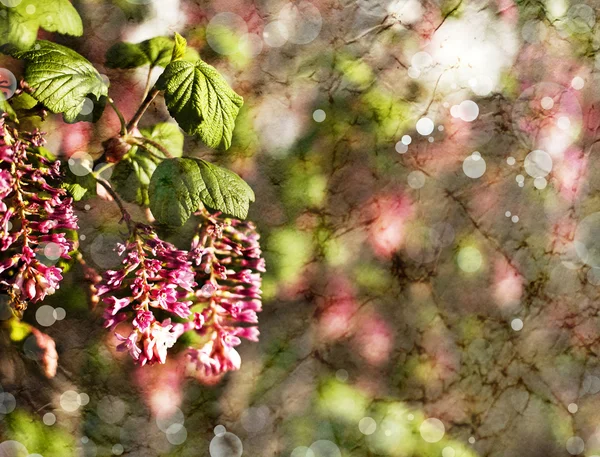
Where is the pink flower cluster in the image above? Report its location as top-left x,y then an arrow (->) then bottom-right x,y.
186,210 -> 265,376
0,117 -> 78,311
99,209 -> 265,377
99,225 -> 196,366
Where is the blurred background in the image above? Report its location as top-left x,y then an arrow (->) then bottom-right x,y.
3,0 -> 600,456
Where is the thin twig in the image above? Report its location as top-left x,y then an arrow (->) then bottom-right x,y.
141,67 -> 153,100
345,16 -> 393,44
108,98 -> 127,136
127,88 -> 160,132
135,137 -> 174,159
94,161 -> 115,178
93,175 -> 134,231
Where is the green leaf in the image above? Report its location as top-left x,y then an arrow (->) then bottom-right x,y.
13,41 -> 109,123
171,32 -> 187,62
105,36 -> 198,69
148,157 -> 203,226
32,145 -> 55,161
0,93 -> 17,121
0,8 -> 38,51
149,157 -> 254,226
0,93 -> 42,123
140,36 -> 176,68
183,47 -> 200,62
156,59 -> 243,149
62,181 -> 91,202
61,171 -> 97,201
110,123 -> 183,206
31,0 -> 83,36
10,92 -> 38,111
194,159 -> 255,219
111,149 -> 156,206
104,42 -> 150,69
0,0 -> 82,50
139,122 -> 184,158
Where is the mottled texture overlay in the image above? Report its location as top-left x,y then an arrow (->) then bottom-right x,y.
1,0 -> 600,456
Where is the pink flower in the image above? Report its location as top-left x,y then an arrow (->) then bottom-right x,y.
188,336 -> 241,376
150,284 -> 178,309
168,301 -> 192,319
103,296 -> 132,317
133,310 -> 155,332
116,331 -> 142,361
140,321 -> 181,365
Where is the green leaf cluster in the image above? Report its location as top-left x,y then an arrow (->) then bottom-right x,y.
106,33 -> 243,150
5,31 -> 255,226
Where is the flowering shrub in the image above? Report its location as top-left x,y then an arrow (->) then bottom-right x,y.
4,1 -> 600,456
0,23 -> 263,379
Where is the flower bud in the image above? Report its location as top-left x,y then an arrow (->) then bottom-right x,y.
102,135 -> 133,163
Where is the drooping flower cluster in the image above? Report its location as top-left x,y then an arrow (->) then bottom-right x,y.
100,209 -> 265,377
98,225 -> 197,366
0,116 -> 78,312
186,209 -> 265,376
